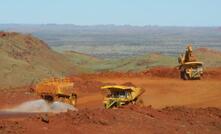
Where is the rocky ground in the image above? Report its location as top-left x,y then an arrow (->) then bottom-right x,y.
0,68 -> 221,134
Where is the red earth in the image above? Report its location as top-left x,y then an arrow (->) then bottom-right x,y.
0,67 -> 221,134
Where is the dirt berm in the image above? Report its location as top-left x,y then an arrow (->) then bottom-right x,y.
0,105 -> 221,134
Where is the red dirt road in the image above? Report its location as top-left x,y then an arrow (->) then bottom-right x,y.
93,77 -> 221,108
0,69 -> 221,134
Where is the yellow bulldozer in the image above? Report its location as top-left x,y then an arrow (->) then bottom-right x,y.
178,44 -> 204,80
35,78 -> 77,106
101,85 -> 145,109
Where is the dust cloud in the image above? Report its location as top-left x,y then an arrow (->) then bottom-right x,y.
2,99 -> 77,113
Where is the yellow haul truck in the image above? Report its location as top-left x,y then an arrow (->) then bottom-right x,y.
101,85 -> 145,109
35,78 -> 77,106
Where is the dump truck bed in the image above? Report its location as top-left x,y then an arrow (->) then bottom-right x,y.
35,78 -> 74,96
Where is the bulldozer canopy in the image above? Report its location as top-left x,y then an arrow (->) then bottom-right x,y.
181,61 -> 203,68
183,61 -> 203,66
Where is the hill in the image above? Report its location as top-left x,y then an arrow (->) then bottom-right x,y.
64,48 -> 221,73
76,53 -> 177,73
0,32 -> 76,88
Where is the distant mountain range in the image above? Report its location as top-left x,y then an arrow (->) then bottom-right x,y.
0,24 -> 221,58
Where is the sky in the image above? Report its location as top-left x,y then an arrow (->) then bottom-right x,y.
0,0 -> 220,26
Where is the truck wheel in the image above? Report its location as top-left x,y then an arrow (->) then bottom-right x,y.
183,72 -> 189,80
69,94 -> 77,106
180,71 -> 184,79
104,104 -> 107,109
132,98 -> 137,104
70,99 -> 76,106
43,95 -> 54,102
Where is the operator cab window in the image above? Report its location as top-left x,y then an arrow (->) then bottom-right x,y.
111,90 -> 127,98
118,91 -> 126,98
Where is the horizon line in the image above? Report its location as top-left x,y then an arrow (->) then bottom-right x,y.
0,23 -> 220,28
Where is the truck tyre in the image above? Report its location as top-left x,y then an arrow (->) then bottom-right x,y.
180,71 -> 184,79
183,71 -> 189,80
